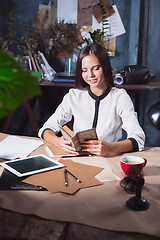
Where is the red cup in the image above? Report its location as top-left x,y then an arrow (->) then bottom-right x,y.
120,156 -> 147,176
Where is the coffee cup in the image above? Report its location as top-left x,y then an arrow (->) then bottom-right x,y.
120,156 -> 147,176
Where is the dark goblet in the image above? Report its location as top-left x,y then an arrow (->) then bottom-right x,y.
120,166 -> 150,211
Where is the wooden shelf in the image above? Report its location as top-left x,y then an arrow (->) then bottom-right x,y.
39,77 -> 160,90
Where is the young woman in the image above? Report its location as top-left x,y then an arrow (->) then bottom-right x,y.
38,43 -> 145,156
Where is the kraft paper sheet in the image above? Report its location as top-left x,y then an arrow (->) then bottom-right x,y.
23,159 -> 104,194
92,0 -> 115,23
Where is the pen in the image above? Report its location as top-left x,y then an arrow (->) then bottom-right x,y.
11,184 -> 42,190
65,169 -> 82,183
64,169 -> 68,186
62,154 -> 94,158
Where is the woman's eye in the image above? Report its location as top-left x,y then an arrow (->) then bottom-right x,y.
93,66 -> 100,70
82,69 -> 87,73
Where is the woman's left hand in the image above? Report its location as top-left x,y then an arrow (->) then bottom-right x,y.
82,139 -> 113,156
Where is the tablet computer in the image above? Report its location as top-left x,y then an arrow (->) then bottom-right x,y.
0,154 -> 64,177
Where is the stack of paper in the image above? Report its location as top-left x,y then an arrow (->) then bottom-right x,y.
0,136 -> 44,160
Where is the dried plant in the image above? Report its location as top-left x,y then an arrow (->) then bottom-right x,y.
32,19 -> 84,59
0,6 -> 17,51
0,5 -> 39,64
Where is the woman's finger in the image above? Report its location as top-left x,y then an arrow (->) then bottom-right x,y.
61,146 -> 79,155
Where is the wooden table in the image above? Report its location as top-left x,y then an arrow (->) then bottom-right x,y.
0,133 -> 160,240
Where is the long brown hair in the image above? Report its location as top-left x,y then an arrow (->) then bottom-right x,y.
75,43 -> 114,89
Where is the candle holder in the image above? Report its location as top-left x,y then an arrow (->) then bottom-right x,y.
124,174 -> 150,211
120,157 -> 150,211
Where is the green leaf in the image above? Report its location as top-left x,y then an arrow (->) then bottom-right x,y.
0,50 -> 41,118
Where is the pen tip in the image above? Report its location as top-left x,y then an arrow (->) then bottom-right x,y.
77,179 -> 82,183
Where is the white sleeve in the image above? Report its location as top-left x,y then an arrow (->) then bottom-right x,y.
116,89 -> 145,151
38,91 -> 73,138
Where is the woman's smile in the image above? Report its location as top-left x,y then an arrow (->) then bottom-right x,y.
88,78 -> 98,84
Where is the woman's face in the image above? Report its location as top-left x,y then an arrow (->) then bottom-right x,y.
81,54 -> 107,93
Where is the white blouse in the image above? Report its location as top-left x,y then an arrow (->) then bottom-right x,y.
38,87 -> 145,151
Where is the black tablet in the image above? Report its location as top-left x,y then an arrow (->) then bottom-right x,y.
0,154 -> 64,177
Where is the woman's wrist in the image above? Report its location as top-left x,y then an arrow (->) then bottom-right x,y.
109,139 -> 133,154
43,129 -> 61,147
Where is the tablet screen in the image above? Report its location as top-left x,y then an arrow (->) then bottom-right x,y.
1,155 -> 64,177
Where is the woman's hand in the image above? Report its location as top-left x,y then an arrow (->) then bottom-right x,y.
82,139 -> 113,156
82,138 -> 134,156
58,136 -> 80,155
43,129 -> 79,155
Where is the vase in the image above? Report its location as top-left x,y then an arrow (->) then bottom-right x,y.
64,58 -> 72,76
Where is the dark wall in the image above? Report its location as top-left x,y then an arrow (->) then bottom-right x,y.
109,0 -> 160,77
0,0 -> 49,32
141,0 -> 160,75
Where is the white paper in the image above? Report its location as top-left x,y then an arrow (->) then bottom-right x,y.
92,5 -> 126,39
44,146 -> 54,157
57,0 -> 77,23
0,136 -> 44,160
71,157 -> 117,182
38,3 -> 50,11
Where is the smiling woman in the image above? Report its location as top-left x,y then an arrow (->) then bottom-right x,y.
38,43 -> 145,156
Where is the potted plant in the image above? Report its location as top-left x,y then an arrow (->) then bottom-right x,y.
0,50 -> 41,119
